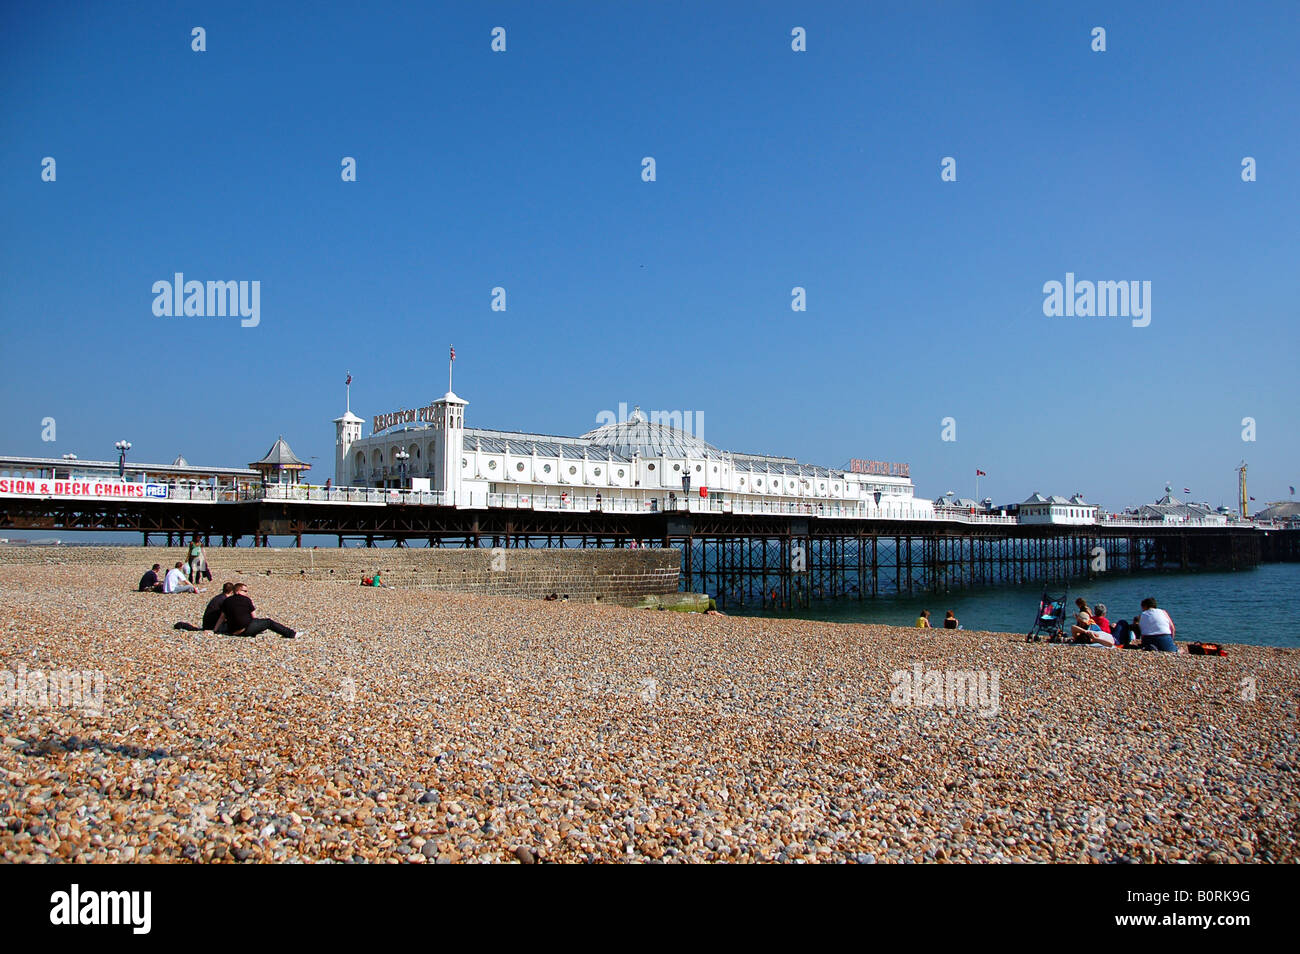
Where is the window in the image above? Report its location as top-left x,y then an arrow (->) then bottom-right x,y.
568,465 -> 577,475
617,468 -> 625,478
516,462 -> 525,472
543,463 -> 551,473
488,460 -> 497,470
648,463 -> 656,471
695,464 -> 701,472
593,467 -> 602,476
673,464 -> 681,472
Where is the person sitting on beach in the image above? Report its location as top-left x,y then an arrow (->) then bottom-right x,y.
916,610 -> 931,628
1073,598 -> 1091,629
174,582 -> 235,632
1138,598 -> 1177,652
1090,603 -> 1113,636
138,563 -> 164,593
943,610 -> 959,630
203,582 -> 234,631
213,583 -> 300,639
163,561 -> 203,594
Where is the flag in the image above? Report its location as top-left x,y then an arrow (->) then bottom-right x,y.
1183,487 -> 1190,494
346,372 -> 352,386
1291,486 -> 1296,495
450,346 -> 456,362
1250,496 -> 1256,501
976,469 -> 986,477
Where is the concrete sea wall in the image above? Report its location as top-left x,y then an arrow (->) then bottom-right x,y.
0,545 -> 682,605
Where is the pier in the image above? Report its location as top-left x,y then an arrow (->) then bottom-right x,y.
2,488 -> 1291,610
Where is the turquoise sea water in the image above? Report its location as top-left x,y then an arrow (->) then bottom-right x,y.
731,563 -> 1300,648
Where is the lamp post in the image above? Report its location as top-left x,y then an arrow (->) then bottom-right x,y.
681,473 -> 690,510
115,440 -> 132,480
394,449 -> 410,489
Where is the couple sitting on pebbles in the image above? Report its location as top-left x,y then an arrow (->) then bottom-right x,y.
174,581 -> 303,639
1068,597 -> 1176,651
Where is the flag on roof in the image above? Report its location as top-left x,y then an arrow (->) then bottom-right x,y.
346,372 -> 352,386
976,469 -> 986,477
1183,487 -> 1190,493
450,345 -> 456,361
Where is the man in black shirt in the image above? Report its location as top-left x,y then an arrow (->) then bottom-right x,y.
138,564 -> 164,592
202,582 -> 234,631
215,583 -> 299,639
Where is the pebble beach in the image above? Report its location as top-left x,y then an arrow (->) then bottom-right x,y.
2,564 -> 1297,863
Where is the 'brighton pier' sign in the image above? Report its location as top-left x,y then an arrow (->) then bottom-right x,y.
849,459 -> 910,478
374,402 -> 441,435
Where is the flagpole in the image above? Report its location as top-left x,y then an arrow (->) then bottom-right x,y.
346,371 -> 351,413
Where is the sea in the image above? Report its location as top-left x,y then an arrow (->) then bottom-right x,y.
731,563 -> 1300,648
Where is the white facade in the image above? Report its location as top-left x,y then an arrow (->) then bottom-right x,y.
335,401 -> 932,518
1018,493 -> 1098,525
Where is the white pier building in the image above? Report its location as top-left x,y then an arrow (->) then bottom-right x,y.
334,393 -> 934,519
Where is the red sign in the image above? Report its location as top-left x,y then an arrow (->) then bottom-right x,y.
699,486 -> 708,498
0,479 -> 167,500
849,459 -> 910,478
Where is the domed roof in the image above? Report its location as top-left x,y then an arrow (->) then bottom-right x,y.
582,406 -> 720,458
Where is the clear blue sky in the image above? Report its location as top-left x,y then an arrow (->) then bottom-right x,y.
3,0 -> 1296,511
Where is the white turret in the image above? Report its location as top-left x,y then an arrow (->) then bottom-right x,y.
429,391 -> 467,503
333,410 -> 363,485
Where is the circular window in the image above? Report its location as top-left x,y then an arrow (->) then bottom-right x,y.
712,465 -> 717,473
593,467 -> 602,476
516,462 -> 525,472
461,458 -> 467,467
756,479 -> 763,487
488,460 -> 497,470
673,464 -> 681,472
543,463 -> 551,473
648,463 -> 656,471
617,468 -> 625,478
568,465 -> 577,475
695,464 -> 702,472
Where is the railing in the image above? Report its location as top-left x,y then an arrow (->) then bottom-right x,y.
1095,515 -> 1240,529
125,483 -> 1276,530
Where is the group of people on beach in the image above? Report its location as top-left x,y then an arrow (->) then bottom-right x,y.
915,596 -> 1178,651
137,537 -> 210,594
914,609 -> 961,629
135,539 -> 301,639
1065,596 -> 1176,651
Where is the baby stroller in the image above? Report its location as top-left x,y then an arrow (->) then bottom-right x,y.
1026,584 -> 1069,642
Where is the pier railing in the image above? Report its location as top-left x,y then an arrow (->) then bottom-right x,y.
126,482 -> 1269,530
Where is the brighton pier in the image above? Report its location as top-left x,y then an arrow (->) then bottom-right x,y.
2,388 -> 1295,609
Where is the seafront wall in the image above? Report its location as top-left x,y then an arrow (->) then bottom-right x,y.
0,546 -> 681,605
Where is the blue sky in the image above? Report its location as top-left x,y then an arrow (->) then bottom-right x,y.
2,0 -> 1296,511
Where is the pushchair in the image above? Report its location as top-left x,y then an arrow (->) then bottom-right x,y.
1026,584 -> 1069,642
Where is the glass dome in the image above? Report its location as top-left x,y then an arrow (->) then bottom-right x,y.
581,406 -> 720,458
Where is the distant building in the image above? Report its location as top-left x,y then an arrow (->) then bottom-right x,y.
1135,494 -> 1227,525
1018,492 -> 1098,525
1255,500 -> 1300,525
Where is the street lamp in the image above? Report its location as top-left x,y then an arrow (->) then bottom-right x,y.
681,472 -> 691,509
115,440 -> 132,480
394,449 -> 410,488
